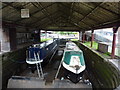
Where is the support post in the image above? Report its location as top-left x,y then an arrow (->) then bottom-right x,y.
39,30 -> 41,43
9,28 -> 17,51
111,27 -> 119,59
0,28 -> 10,52
82,31 -> 85,43
45,30 -> 47,40
91,30 -> 94,47
34,30 -> 40,43
79,31 -> 82,41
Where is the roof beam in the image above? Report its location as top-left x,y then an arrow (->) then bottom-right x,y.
60,10 -> 91,29
59,3 -> 99,24
99,6 -> 120,16
80,2 -> 120,16
93,18 -> 120,29
77,2 -> 104,24
3,2 -> 23,10
1,2 -> 14,10
34,2 -> 59,27
34,15 -> 62,28
3,2 -> 40,24
14,3 -> 56,23
27,10 -> 60,27
61,15 -> 86,30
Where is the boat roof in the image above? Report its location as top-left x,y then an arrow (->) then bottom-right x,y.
65,41 -> 82,52
31,39 -> 54,48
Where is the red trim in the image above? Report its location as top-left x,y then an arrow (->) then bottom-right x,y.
111,33 -> 117,59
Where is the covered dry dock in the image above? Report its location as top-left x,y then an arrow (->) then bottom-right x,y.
0,1 -> 120,90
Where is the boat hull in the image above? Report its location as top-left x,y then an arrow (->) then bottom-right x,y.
63,66 -> 85,83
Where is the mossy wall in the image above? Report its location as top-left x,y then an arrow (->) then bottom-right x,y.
1,47 -> 27,89
75,41 -> 120,89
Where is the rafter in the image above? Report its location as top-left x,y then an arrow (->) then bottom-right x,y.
36,17 -> 61,28
1,2 -> 14,10
61,15 -> 85,30
3,2 -> 23,10
34,2 -> 59,27
27,10 -> 60,27
3,2 -> 41,24
34,15 -> 62,28
80,2 -> 120,16
60,9 -> 92,29
78,2 -> 104,24
14,2 -> 56,23
59,3 -> 100,24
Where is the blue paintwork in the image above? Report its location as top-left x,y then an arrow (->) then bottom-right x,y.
27,39 -> 58,62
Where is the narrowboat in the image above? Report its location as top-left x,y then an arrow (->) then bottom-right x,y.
62,41 -> 86,83
26,39 -> 58,77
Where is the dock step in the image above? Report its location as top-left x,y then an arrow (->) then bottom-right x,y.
7,76 -> 45,88
53,79 -> 92,88
7,76 -> 92,88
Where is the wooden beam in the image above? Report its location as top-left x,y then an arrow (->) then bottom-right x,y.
59,3 -> 99,24
77,2 -> 104,24
61,11 -> 92,29
14,3 -> 56,22
28,10 -> 60,27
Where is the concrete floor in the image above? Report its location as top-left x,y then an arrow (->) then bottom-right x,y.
7,46 -> 92,88
7,77 -> 92,88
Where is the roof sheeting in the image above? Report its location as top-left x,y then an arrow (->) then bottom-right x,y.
1,2 -> 120,31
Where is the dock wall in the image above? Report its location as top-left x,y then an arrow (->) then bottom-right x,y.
1,47 -> 27,89
75,41 -> 120,89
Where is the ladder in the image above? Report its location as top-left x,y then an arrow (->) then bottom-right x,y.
26,49 -> 44,79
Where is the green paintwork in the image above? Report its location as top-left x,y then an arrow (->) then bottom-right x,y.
63,51 -> 85,66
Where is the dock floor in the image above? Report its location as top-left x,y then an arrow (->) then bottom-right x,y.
7,77 -> 92,88
7,46 -> 92,88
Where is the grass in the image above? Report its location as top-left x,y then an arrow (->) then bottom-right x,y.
83,41 -> 98,50
103,52 -> 111,57
41,38 -> 52,42
71,39 -> 79,41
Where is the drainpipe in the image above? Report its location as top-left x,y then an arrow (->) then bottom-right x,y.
111,27 -> 119,59
82,31 -> 85,43
91,30 -> 94,47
